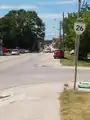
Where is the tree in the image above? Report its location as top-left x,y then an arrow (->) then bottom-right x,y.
0,9 -> 45,51
79,11 -> 90,59
64,10 -> 90,59
53,40 -> 60,49
81,2 -> 90,12
64,12 -> 77,50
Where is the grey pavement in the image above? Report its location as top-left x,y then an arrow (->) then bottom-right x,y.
0,83 -> 63,120
0,52 -> 89,90
0,53 -> 61,89
0,52 -> 90,120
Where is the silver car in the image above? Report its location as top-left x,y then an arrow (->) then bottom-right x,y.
11,49 -> 20,55
43,48 -> 51,53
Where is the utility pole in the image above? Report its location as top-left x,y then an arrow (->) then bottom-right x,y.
59,21 -> 62,49
62,12 -> 64,51
0,26 -> 3,56
59,21 -> 61,42
74,0 -> 81,89
0,39 -> 3,56
59,12 -> 64,51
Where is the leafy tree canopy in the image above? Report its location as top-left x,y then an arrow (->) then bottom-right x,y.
64,3 -> 90,59
0,9 -> 45,51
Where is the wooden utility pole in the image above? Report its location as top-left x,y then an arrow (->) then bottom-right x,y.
59,21 -> 61,42
62,12 -> 64,51
59,21 -> 62,49
59,12 -> 64,51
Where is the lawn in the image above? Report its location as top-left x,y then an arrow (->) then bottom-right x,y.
60,90 -> 90,120
60,51 -> 90,67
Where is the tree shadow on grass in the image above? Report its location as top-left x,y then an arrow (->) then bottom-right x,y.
63,57 -> 69,60
81,59 -> 90,63
78,57 -> 90,63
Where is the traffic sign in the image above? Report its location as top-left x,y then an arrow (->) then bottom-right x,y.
74,22 -> 85,35
78,82 -> 90,89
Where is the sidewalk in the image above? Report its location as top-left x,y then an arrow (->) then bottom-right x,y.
0,83 -> 63,120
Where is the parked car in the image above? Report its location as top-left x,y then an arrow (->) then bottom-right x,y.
43,48 -> 51,53
70,49 -> 74,55
11,49 -> 20,55
24,49 -> 29,53
20,49 -> 25,54
53,49 -> 64,59
2,47 -> 11,55
2,47 -> 8,53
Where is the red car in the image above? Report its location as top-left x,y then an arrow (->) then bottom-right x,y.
2,47 -> 8,53
53,50 -> 64,59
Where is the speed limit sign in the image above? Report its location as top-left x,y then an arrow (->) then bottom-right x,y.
74,22 -> 85,35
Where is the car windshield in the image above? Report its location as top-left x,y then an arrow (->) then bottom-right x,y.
0,0 -> 89,120
55,50 -> 60,52
12,49 -> 18,51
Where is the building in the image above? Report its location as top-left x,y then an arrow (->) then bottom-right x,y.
44,40 -> 52,46
52,37 -> 60,46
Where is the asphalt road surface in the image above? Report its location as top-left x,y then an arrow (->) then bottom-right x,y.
0,53 -> 90,90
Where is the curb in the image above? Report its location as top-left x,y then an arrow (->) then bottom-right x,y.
59,65 -> 90,70
0,54 -> 30,63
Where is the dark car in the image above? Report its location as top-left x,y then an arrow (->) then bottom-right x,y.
20,49 -> 25,54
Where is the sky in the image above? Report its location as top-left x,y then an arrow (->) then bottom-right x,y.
0,0 -> 89,40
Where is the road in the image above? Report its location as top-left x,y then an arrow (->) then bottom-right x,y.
0,52 -> 90,120
0,52 -> 90,90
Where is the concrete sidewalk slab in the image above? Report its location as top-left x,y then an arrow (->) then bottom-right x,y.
0,83 -> 63,120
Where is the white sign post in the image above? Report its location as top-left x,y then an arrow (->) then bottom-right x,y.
74,21 -> 85,89
74,22 -> 85,35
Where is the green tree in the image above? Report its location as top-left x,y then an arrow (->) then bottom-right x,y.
79,11 -> 90,59
53,40 -> 60,49
64,10 -> 90,59
64,12 -> 77,50
0,9 -> 45,51
81,2 -> 90,12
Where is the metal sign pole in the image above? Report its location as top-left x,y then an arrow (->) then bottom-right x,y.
74,35 -> 80,89
74,0 -> 81,89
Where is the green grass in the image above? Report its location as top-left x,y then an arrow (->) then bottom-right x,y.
60,51 -> 90,67
60,90 -> 90,120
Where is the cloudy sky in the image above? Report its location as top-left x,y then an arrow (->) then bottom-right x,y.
0,0 -> 89,40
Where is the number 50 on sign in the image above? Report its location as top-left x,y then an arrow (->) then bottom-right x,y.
74,22 -> 85,35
